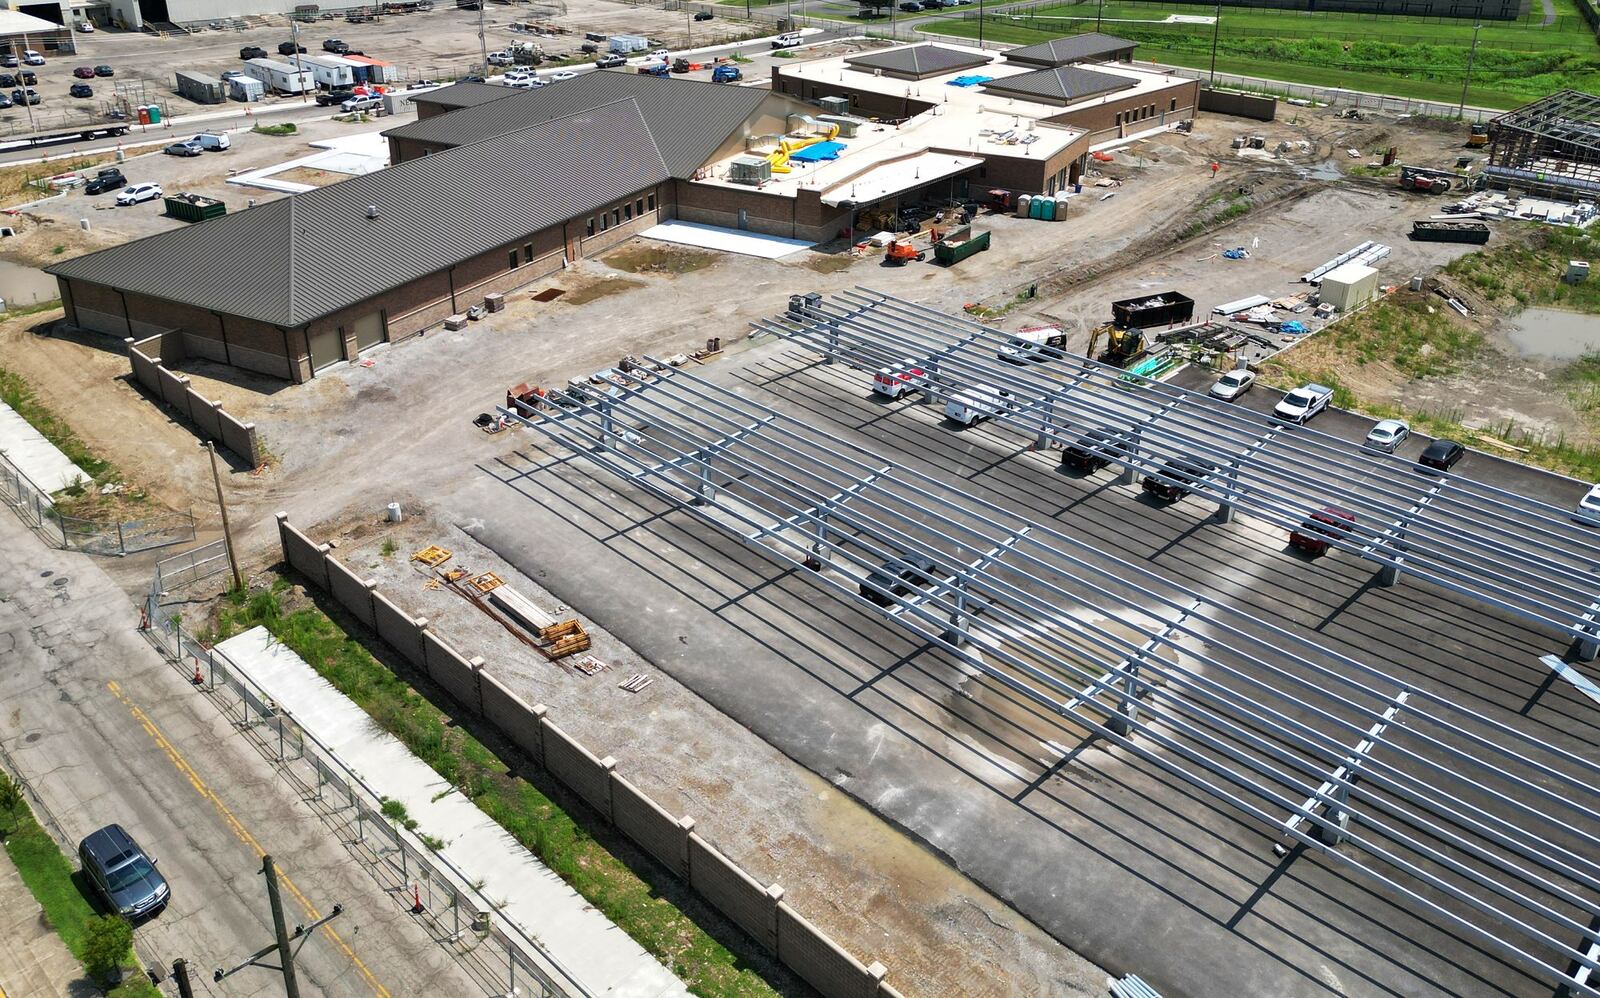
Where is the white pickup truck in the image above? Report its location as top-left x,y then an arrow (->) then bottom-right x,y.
1272,383 -> 1333,424
945,385 -> 1015,427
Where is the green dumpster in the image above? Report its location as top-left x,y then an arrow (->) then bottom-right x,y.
164,193 -> 227,223
934,227 -> 991,266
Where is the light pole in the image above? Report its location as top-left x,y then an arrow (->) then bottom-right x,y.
977,0 -> 984,47
1208,0 -> 1222,84
1458,21 -> 1481,119
1097,0 -> 1104,31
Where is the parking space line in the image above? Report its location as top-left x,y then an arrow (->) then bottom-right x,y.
105,680 -> 392,998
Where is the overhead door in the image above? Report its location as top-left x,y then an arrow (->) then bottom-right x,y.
351,310 -> 384,352
307,324 -> 343,372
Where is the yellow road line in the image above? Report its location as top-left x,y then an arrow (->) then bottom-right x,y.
107,681 -> 392,998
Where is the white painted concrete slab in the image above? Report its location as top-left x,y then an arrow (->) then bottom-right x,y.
229,131 -> 391,194
640,219 -> 813,258
0,401 -> 85,495
215,626 -> 687,998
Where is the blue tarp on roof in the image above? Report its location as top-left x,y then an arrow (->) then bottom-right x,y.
946,74 -> 994,88
789,140 -> 845,163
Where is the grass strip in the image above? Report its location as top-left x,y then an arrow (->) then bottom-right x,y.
0,796 -> 157,996
208,582 -> 780,998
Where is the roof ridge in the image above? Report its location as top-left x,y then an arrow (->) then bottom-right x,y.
285,195 -> 298,325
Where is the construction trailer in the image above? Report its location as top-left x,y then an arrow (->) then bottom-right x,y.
242,58 -> 315,95
297,54 -> 358,90
1486,89 -> 1600,202
229,75 -> 265,102
175,70 -> 226,105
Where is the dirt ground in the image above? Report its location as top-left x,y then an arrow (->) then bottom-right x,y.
0,101 -> 1555,991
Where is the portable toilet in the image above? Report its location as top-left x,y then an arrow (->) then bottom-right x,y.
1040,197 -> 1055,221
1030,196 -> 1045,219
136,105 -> 150,124
1054,193 -> 1070,219
146,104 -> 161,123
1015,193 -> 1031,218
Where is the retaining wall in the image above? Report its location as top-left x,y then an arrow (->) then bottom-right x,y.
127,334 -> 265,467
276,515 -> 904,998
1199,88 -> 1279,122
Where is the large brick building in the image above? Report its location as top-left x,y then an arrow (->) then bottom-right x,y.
48,40 -> 1197,384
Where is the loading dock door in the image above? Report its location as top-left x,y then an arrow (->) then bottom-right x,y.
308,324 -> 343,372
352,310 -> 384,352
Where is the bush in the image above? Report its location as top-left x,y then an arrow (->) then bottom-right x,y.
82,915 -> 132,983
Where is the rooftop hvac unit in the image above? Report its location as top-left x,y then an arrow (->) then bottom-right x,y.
730,155 -> 773,186
818,95 -> 850,116
817,114 -> 863,138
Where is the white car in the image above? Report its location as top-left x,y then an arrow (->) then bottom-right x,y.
340,94 -> 383,112
1363,419 -> 1410,453
872,359 -> 928,399
548,70 -> 577,82
22,50 -> 44,66
1208,368 -> 1255,402
1575,484 -> 1600,526
1273,383 -> 1333,424
945,385 -> 1014,427
115,182 -> 162,205
646,48 -> 669,60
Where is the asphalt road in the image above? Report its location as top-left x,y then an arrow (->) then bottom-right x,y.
0,513 -> 482,996
453,337 -> 1599,998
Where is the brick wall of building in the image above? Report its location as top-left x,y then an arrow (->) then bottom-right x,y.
772,71 -> 931,122
1046,78 -> 1199,137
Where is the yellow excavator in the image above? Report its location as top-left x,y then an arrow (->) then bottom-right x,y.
1087,323 -> 1148,365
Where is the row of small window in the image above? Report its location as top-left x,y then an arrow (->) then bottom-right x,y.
583,192 -> 657,238
1115,99 -> 1179,127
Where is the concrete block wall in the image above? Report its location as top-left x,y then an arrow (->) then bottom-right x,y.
127,334 -> 265,467
276,517 -> 902,998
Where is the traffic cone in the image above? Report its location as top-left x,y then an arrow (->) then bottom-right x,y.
138,605 -> 149,631
410,884 -> 424,914
191,656 -> 204,686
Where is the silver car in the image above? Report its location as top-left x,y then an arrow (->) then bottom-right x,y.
1208,368 -> 1255,401
1363,419 -> 1410,453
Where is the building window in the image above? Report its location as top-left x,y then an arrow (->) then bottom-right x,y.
1170,98 -> 1178,112
636,198 -> 645,215
647,193 -> 656,211
600,213 -> 609,231
586,217 -> 595,237
978,165 -> 987,179
612,209 -> 621,226
623,202 -> 633,220
523,243 -> 534,263
508,250 -> 519,269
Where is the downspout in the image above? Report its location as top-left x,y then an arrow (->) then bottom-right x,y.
213,311 -> 233,367
448,264 -> 458,313
115,287 -> 132,337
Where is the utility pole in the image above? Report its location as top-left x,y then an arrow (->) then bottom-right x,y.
13,38 -> 37,134
478,2 -> 488,75
1097,0 -> 1104,32
171,959 -> 196,998
1208,0 -> 1222,85
290,17 -> 307,104
214,856 -> 342,994
977,0 -> 984,48
1458,21 -> 1481,119
204,441 -> 244,593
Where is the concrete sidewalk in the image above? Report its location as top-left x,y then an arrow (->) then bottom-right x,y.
0,846 -> 83,998
216,626 -> 688,998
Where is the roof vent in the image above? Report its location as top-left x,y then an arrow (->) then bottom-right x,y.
366,205 -> 378,219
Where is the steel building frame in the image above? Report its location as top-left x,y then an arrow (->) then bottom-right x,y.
756,287 -> 1600,659
498,363 -> 1600,997
1487,90 -> 1600,201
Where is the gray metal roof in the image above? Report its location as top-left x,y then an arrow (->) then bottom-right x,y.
842,44 -> 992,79
1003,33 -> 1138,67
412,81 -> 521,110
48,99 -> 670,328
981,65 -> 1137,104
383,71 -> 772,177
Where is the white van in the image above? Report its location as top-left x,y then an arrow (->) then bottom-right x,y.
945,385 -> 1014,427
189,132 -> 230,151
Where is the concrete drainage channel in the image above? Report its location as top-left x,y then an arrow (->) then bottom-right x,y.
138,589 -> 580,998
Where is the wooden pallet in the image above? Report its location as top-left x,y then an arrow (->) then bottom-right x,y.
412,545 -> 452,568
468,571 -> 503,594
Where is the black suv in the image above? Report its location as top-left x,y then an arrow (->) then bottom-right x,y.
316,88 -> 356,106
278,41 -> 306,55
240,45 -> 268,60
1062,426 -> 1132,472
79,824 -> 169,921
1142,456 -> 1218,501
85,167 -> 126,194
323,38 -> 350,53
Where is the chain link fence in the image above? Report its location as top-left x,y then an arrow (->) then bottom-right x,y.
141,579 -> 587,998
0,448 -> 197,555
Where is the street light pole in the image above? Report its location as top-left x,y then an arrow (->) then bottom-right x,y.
204,441 -> 244,593
1458,21 -> 1481,119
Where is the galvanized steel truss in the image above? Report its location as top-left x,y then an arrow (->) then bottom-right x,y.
757,287 -> 1600,658
498,363 -> 1600,997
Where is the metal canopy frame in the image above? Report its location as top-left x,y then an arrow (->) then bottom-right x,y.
756,287 -> 1600,658
499,363 -> 1600,998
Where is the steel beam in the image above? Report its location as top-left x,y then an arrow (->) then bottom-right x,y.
1281,692 -> 1409,849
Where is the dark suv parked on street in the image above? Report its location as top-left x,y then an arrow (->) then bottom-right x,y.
79,824 -> 169,921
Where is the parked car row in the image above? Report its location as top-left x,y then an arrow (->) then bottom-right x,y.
0,54 -> 116,109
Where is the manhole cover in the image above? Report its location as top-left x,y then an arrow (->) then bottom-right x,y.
50,578 -> 68,588
39,570 -> 52,578
24,732 -> 40,743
